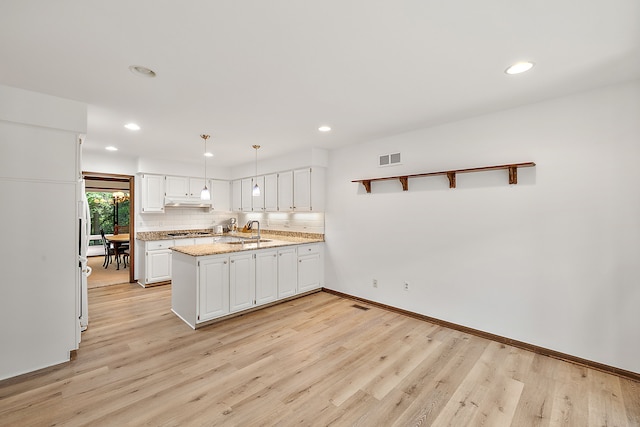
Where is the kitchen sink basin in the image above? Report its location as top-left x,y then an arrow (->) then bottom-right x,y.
226,239 -> 272,245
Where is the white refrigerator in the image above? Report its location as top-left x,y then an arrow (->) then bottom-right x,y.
78,178 -> 91,332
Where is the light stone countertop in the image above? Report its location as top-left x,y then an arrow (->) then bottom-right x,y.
170,233 -> 324,257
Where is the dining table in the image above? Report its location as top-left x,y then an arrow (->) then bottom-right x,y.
106,233 -> 130,270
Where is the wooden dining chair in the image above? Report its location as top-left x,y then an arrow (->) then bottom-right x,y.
100,229 -> 116,268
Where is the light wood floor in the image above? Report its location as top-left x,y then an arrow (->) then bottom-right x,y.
1,284 -> 638,426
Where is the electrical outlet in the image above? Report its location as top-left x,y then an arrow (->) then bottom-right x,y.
404,281 -> 409,291
373,279 -> 378,288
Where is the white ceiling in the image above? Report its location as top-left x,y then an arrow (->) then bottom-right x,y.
1,1 -> 639,168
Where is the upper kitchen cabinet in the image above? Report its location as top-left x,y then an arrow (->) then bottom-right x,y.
166,175 -> 210,200
140,174 -> 165,213
165,175 -> 190,198
232,179 -> 242,212
211,179 -> 230,211
230,168 -> 325,212
293,168 -> 325,212
264,173 -> 278,212
241,178 -> 253,212
278,171 -> 294,211
252,176 -> 265,212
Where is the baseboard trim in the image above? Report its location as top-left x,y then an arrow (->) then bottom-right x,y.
322,288 -> 640,383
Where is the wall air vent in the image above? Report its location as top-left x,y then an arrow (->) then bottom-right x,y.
379,152 -> 401,167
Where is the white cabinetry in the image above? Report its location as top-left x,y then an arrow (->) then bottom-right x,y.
256,249 -> 278,305
293,168 -> 311,211
165,175 -> 190,198
212,179 -> 230,211
264,173 -> 278,212
198,256 -> 230,322
141,174 -> 165,213
241,178 -> 253,212
297,244 -> 324,292
232,180 -> 242,212
229,252 -> 255,312
277,247 -> 297,298
141,240 -> 174,286
252,176 -> 265,211
278,171 -> 294,211
189,177 -> 207,199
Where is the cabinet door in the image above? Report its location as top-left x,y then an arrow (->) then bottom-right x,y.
198,256 -> 229,322
212,179 -> 230,211
293,168 -> 312,211
229,252 -> 255,312
141,174 -> 165,213
189,177 -> 207,199
252,176 -> 265,211
278,171 -> 293,212
264,173 -> 278,212
278,247 -> 297,298
232,180 -> 242,212
241,178 -> 253,212
256,250 -> 278,306
298,252 -> 321,292
165,176 -> 190,198
146,249 -> 172,283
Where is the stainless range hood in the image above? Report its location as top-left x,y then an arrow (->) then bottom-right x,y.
164,197 -> 213,208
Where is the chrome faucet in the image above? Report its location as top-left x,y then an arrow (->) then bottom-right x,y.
249,220 -> 260,241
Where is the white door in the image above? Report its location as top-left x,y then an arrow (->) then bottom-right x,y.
252,176 -> 265,211
256,250 -> 278,306
189,177 -> 207,199
198,256 -> 229,322
264,173 -> 278,212
298,252 -> 321,292
293,168 -> 311,211
229,252 -> 255,312
277,247 -> 297,298
278,171 -> 293,211
241,178 -> 253,212
232,180 -> 242,212
165,176 -> 189,198
141,174 -> 165,213
212,179 -> 230,211
146,249 -> 172,284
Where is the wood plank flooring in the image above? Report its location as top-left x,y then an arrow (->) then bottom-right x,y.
1,283 -> 638,426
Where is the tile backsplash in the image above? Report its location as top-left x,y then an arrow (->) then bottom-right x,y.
138,209 -> 324,234
137,209 -> 237,232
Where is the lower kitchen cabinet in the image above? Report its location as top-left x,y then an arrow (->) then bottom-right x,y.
138,240 -> 174,287
256,249 -> 278,305
229,252 -> 255,312
277,247 -> 297,298
198,256 -> 230,322
171,242 -> 325,328
297,244 -> 324,292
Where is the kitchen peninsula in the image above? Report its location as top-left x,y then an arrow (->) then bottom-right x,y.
170,231 -> 324,328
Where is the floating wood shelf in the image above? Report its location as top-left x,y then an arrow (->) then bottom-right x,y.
352,162 -> 536,193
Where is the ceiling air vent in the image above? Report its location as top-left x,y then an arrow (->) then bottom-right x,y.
379,152 -> 401,167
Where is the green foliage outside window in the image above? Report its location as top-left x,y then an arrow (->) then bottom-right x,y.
86,192 -> 130,237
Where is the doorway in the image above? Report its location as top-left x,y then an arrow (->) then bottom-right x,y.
83,171 -> 135,285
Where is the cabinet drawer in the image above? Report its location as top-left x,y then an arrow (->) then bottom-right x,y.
297,244 -> 321,255
147,240 -> 174,250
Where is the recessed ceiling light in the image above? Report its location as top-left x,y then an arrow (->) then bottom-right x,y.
505,61 -> 534,75
128,65 -> 157,78
124,123 -> 140,131
318,126 -> 331,132
105,146 -> 118,151
204,152 -> 214,157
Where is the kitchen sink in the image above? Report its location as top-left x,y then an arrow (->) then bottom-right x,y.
226,239 -> 272,245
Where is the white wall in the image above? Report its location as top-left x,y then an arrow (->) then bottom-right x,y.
324,79 -> 640,374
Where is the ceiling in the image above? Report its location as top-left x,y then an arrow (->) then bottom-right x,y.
1,1 -> 639,168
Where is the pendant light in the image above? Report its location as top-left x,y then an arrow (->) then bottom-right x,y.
252,144 -> 261,196
200,134 -> 211,200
